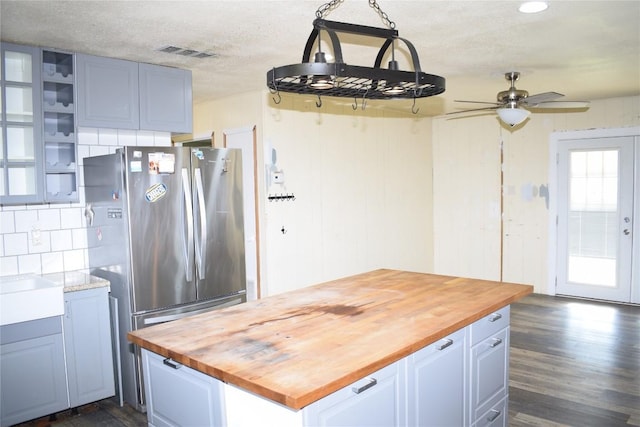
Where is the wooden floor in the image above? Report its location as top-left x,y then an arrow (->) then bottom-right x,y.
509,294 -> 640,427
13,293 -> 639,426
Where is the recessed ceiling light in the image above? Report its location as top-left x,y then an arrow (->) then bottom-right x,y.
519,1 -> 548,13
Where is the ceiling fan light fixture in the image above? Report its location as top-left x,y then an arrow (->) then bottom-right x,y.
497,107 -> 531,127
519,1 -> 548,14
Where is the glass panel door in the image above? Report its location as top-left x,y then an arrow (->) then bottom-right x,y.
556,137 -> 635,302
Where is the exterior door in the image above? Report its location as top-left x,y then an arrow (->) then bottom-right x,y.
555,134 -> 637,303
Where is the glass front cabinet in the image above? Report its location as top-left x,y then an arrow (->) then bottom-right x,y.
1,42 -> 78,205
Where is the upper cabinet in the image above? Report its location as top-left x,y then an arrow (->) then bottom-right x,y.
76,54 -> 192,133
76,54 -> 139,130
1,43 -> 45,205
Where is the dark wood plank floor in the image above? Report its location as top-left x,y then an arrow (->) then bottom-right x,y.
13,293 -> 639,426
509,294 -> 640,427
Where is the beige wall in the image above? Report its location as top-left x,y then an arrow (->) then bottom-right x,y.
194,92 -> 434,296
433,96 -> 640,293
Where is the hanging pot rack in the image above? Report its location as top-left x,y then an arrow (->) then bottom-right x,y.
267,0 -> 445,102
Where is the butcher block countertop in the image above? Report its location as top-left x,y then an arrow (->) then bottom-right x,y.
128,269 -> 532,410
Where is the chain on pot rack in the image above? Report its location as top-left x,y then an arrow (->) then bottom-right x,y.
315,0 -> 396,29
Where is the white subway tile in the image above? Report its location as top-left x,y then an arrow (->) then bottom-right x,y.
72,228 -> 88,249
77,144 -> 90,166
41,252 -> 64,274
78,128 -> 99,145
98,128 -> 118,146
0,211 -> 15,233
89,145 -> 110,157
118,129 -> 137,146
28,231 -> 51,254
137,131 -> 155,146
4,233 -> 29,256
0,256 -> 18,276
18,254 -> 42,275
38,209 -> 61,230
60,207 -> 82,229
51,229 -> 73,251
14,210 -> 38,233
0,236 -> 4,257
63,248 -> 86,271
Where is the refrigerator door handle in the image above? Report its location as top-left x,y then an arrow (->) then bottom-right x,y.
194,168 -> 207,280
181,168 -> 195,282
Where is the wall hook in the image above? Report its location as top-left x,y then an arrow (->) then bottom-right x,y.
281,226 -> 287,234
316,95 -> 323,108
411,97 -> 420,115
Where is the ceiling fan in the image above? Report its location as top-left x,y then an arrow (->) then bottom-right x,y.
449,71 -> 589,127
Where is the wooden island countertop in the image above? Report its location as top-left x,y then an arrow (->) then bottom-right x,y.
128,269 -> 532,410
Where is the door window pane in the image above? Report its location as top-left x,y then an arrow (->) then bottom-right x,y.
567,149 -> 618,287
4,51 -> 32,83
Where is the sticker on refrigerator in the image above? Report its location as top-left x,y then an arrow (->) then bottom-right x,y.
148,152 -> 176,174
145,183 -> 167,203
130,161 -> 142,172
192,149 -> 204,160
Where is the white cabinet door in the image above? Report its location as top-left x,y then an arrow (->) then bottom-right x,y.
76,53 -> 139,129
63,287 -> 115,407
303,360 -> 405,427
407,328 -> 467,427
143,350 -> 225,427
469,306 -> 510,425
139,63 -> 192,133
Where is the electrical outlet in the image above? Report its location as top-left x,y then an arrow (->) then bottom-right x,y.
271,170 -> 285,184
31,227 -> 42,246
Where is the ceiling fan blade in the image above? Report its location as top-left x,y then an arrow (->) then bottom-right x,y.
521,91 -> 564,106
446,106 -> 499,115
528,101 -> 590,109
454,100 -> 501,105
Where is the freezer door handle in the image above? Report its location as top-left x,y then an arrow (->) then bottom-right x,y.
194,168 -> 207,280
182,168 -> 195,282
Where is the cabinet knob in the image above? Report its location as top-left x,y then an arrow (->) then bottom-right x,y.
487,409 -> 501,422
163,358 -> 182,369
488,313 -> 502,322
437,338 -> 454,351
352,378 -> 377,394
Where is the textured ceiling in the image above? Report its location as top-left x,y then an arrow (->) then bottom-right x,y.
1,0 -> 639,116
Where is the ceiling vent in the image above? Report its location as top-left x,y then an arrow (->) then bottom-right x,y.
157,46 -> 216,59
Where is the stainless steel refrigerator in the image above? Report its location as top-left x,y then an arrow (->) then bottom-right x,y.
83,146 -> 246,411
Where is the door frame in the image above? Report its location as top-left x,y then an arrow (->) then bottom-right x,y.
547,126 -> 640,302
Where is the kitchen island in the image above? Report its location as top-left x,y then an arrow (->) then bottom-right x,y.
128,269 -> 532,426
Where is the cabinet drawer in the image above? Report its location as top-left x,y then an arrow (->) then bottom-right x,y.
470,328 -> 509,419
475,396 -> 507,427
303,360 -> 404,427
470,306 -> 509,346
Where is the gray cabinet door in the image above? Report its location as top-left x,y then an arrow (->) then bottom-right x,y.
303,361 -> 404,427
139,63 -> 192,133
143,349 -> 225,427
0,317 -> 68,426
63,287 -> 115,407
76,54 -> 139,129
407,328 -> 467,427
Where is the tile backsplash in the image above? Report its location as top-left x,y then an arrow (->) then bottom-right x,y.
0,128 -> 171,277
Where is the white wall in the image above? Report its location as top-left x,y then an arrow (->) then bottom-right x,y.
194,92 -> 434,297
0,129 -> 170,277
432,96 -> 640,293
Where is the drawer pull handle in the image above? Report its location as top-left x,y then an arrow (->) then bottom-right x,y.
489,313 -> 502,322
490,338 -> 503,348
437,339 -> 454,351
163,358 -> 182,369
487,409 -> 501,422
352,378 -> 377,394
